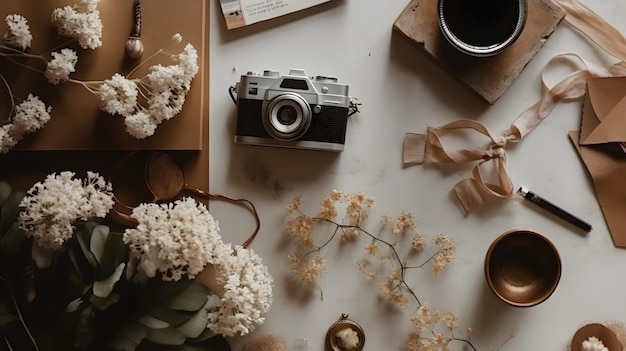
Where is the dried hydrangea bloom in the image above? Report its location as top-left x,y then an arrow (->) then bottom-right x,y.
123,110 -> 157,139
123,197 -> 224,281
18,171 -> 114,249
45,49 -> 78,85
287,252 -> 324,287
432,234 -> 457,275
285,214 -> 315,248
97,73 -> 139,116
10,94 -> 52,135
0,125 -> 16,153
378,279 -> 409,308
440,309 -> 458,331
344,192 -> 375,224
4,14 -> 32,50
364,240 -> 378,256
121,43 -> 199,139
51,0 -> 102,50
411,232 -> 425,252
207,244 -> 273,337
1,94 -> 52,153
392,211 -> 415,235
410,305 -> 436,330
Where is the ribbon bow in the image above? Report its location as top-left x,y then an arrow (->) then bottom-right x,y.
403,0 -> 626,213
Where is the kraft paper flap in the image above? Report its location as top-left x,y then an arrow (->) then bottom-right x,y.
0,0 -> 207,151
581,77 -> 626,145
570,131 -> 626,248
570,76 -> 626,248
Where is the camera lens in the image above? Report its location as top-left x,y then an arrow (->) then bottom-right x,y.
263,93 -> 312,141
277,106 -> 298,125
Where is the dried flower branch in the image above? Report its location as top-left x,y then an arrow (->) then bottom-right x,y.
284,189 -> 477,351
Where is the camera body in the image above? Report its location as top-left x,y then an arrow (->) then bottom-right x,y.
234,68 -> 351,152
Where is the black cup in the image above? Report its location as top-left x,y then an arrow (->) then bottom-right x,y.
438,0 -> 527,57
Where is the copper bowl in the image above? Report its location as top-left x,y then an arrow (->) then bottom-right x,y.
484,229 -> 561,307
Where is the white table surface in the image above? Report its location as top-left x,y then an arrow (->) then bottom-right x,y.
208,0 -> 626,350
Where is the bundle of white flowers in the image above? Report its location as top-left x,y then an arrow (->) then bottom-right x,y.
0,173 -> 272,350
124,197 -> 274,336
0,0 -> 199,153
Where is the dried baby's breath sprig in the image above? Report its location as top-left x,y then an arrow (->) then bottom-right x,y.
283,190 -> 476,351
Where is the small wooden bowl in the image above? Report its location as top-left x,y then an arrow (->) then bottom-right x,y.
484,229 -> 561,307
571,323 -> 623,351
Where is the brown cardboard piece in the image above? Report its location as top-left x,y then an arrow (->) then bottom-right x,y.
569,77 -> 626,248
393,0 -> 565,104
0,0 -> 210,190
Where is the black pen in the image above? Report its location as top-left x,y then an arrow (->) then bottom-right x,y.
518,186 -> 593,232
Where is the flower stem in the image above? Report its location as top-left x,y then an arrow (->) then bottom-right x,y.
0,276 -> 40,351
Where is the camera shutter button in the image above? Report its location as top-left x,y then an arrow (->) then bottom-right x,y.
313,105 -> 322,114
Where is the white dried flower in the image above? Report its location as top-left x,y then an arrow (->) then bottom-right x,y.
11,94 -> 52,135
51,0 -> 103,50
18,171 -> 114,250
4,14 -> 32,49
97,73 -> 139,116
335,328 -> 359,350
176,44 -> 199,82
1,94 -> 52,153
207,244 -> 273,337
45,49 -> 78,85
123,110 -> 157,139
0,125 -> 16,153
123,197 -> 226,281
582,336 -> 608,351
118,43 -> 198,139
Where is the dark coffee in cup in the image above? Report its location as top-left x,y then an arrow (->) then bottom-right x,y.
438,0 -> 527,57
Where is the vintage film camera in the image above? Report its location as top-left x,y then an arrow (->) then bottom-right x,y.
232,68 -> 356,152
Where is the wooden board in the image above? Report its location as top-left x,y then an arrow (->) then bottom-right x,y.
393,0 -> 565,104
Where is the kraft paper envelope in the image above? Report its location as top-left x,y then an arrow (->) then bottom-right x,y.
569,77 -> 626,248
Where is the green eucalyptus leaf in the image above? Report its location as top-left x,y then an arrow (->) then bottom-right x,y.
99,229 -> 129,278
90,224 -> 110,264
67,242 -> 92,283
144,326 -> 186,346
140,278 -> 193,311
148,306 -> 193,327
0,191 -> 25,235
163,281 -> 210,312
75,223 -> 100,271
93,262 -> 125,298
137,315 -> 169,329
0,222 -> 27,257
176,294 -> 221,338
0,181 -> 12,208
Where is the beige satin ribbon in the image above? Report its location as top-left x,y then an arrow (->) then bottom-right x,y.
403,0 -> 626,214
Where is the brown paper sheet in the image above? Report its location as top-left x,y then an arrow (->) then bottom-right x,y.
0,0 -> 207,151
570,77 -> 626,248
0,0 -> 209,190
